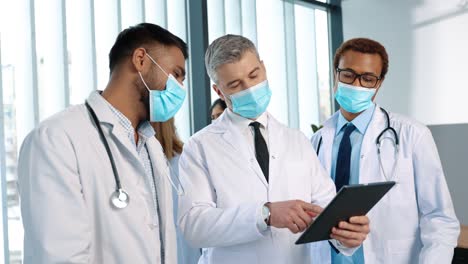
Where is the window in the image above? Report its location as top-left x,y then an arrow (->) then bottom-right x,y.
207,0 -> 333,137
1,1 -> 36,262
66,0 -> 95,105
295,5 -> 333,136
166,0 -> 191,141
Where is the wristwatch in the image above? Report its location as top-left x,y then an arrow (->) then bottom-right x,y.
262,203 -> 271,226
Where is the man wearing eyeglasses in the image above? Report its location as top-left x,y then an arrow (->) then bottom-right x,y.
310,38 -> 460,263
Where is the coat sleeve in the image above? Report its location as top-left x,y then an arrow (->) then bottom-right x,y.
412,127 -> 460,263
177,139 -> 267,248
18,125 -> 91,264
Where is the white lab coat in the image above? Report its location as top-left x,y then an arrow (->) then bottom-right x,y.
177,111 -> 356,264
17,91 -> 177,264
310,106 -> 460,264
170,155 -> 202,264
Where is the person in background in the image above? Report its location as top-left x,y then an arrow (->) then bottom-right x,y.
210,98 -> 227,121
152,118 -> 201,264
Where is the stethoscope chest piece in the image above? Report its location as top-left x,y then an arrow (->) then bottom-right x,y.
111,189 -> 130,209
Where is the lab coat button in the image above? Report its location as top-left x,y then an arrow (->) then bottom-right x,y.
149,223 -> 159,229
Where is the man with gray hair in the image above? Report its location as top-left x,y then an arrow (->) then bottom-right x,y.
177,34 -> 370,264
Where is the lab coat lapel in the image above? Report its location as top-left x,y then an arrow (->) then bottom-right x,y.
86,91 -> 144,168
109,125 -> 142,165
218,113 -> 269,188
359,105 -> 386,183
319,112 -> 339,176
265,114 -> 280,187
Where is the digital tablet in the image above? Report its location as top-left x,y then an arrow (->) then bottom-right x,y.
295,181 -> 395,245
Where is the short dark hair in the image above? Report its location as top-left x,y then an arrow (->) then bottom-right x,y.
209,98 -> 227,113
108,23 -> 188,72
333,38 -> 389,79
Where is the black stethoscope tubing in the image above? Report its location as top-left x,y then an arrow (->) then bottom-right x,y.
85,102 -> 122,189
315,107 -> 399,155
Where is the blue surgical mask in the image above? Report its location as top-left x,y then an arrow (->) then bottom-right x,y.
228,80 -> 272,119
139,53 -> 186,122
335,82 -> 376,113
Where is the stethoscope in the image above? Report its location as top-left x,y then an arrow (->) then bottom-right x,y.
316,107 -> 400,182
85,101 -> 185,209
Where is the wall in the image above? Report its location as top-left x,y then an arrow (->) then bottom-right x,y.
429,124 -> 468,225
341,0 -> 468,125
341,0 -> 468,224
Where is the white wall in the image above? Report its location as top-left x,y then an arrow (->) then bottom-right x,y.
342,0 -> 468,125
429,124 -> 468,226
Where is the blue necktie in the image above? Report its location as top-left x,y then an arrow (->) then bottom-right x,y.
335,124 -> 356,191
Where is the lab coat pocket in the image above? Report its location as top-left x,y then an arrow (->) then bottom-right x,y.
383,158 -> 415,206
387,237 -> 417,263
395,158 -> 414,183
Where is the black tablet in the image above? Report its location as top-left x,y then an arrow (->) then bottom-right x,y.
295,181 -> 395,245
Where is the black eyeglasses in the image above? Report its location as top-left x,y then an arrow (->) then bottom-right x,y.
336,68 -> 382,88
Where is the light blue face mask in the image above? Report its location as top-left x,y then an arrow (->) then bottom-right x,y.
139,53 -> 186,122
335,82 -> 376,113
228,80 -> 272,119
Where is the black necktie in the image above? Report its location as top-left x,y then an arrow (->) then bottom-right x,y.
249,122 -> 269,182
334,124 -> 356,191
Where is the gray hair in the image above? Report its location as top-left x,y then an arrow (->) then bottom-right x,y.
205,34 -> 260,83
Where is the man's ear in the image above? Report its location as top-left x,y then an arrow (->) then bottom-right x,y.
260,60 -> 268,78
132,47 -> 147,72
372,78 -> 384,101
213,84 -> 226,101
260,60 -> 267,72
376,77 -> 384,88
332,72 -> 339,93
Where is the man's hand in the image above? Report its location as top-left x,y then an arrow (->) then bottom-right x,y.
330,215 -> 370,248
267,200 -> 323,233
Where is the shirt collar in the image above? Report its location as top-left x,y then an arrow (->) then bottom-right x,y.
336,103 -> 376,135
103,96 -> 156,139
137,121 -> 156,139
226,108 -> 268,132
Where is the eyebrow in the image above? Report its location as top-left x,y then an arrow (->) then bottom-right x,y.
249,67 -> 260,75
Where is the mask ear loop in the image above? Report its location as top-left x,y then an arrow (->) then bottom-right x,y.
138,71 -> 152,92
145,52 -> 170,77
220,90 -> 232,109
138,50 -> 170,92
151,139 -> 186,196
165,156 -> 185,196
145,51 -> 185,90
